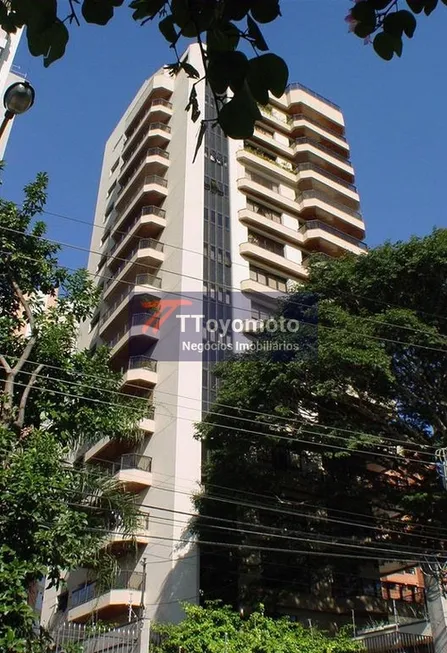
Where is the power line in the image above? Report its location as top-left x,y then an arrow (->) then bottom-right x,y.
2,225 -> 447,353
9,377 -> 436,466
1,350 -> 436,452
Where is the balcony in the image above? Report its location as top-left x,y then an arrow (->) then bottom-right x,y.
297,190 -> 364,237
258,106 -> 291,133
248,128 -> 293,159
237,177 -> 300,217
293,137 -> 354,177
119,147 -> 170,190
124,98 -> 172,150
236,147 -> 296,184
238,206 -> 304,247
112,205 -> 166,243
68,571 -> 144,622
300,220 -> 367,255
121,356 -> 158,388
83,406 -> 155,463
115,174 -> 168,221
240,240 -> 308,281
106,514 -> 151,548
103,239 -> 164,301
107,311 -> 161,358
289,113 -> 349,153
102,452 -> 153,491
296,162 -> 359,207
122,122 -> 171,163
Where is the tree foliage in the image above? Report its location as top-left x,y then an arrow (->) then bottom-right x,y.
0,173 -> 147,651
193,231 -> 447,620
1,0 -> 439,138
153,602 -> 362,653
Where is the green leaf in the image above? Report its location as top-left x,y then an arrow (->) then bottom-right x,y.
130,0 -> 165,21
250,0 -> 281,23
373,31 -> 395,59
171,0 -> 213,36
43,20 -> 69,66
424,0 -> 437,14
82,0 -> 114,25
395,9 -> 417,37
247,15 -> 268,51
353,21 -> 375,37
185,87 -> 201,123
158,15 -> 177,42
218,84 -> 261,138
406,0 -> 424,13
223,0 -> 251,21
192,121 -> 207,163
207,22 -> 240,51
247,53 -> 289,105
208,51 -> 249,95
351,1 -> 376,23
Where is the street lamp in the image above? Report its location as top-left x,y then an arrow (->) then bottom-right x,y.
0,81 -> 35,143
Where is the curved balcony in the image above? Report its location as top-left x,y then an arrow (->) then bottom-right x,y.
258,107 -> 291,134
107,311 -> 161,358
236,147 -> 296,184
67,571 -> 144,622
122,122 -> 171,165
239,240 -> 308,281
83,405 -> 155,463
118,147 -> 170,190
237,176 -> 300,217
296,162 -> 360,209
121,356 -> 158,388
116,173 -> 168,215
248,127 -> 293,159
112,205 -> 166,243
300,220 -> 367,255
293,137 -> 354,178
106,514 -> 151,548
101,452 -> 153,492
124,98 -> 172,151
296,189 -> 365,237
289,113 -> 348,154
103,239 -> 164,301
238,206 -> 304,247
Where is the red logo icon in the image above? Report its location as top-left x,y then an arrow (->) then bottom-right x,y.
140,298 -> 193,332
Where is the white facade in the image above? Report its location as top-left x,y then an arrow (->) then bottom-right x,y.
42,44 -> 366,627
0,26 -> 23,158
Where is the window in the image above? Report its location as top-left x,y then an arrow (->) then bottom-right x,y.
248,231 -> 284,256
249,266 -> 287,292
57,591 -> 68,612
247,200 -> 282,224
251,303 -> 270,321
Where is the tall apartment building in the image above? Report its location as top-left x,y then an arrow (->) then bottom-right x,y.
0,24 -> 23,158
42,44 -> 368,628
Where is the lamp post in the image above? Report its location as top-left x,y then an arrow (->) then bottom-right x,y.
0,81 -> 35,143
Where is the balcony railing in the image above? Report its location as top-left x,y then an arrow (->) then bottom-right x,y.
125,99 -> 173,141
111,204 -> 166,238
290,113 -> 347,140
69,571 -> 145,608
117,175 -> 168,215
105,239 -> 163,289
286,82 -> 341,111
124,122 -> 171,157
135,273 -> 162,288
294,137 -> 351,165
300,220 -> 367,250
102,453 -> 153,476
246,200 -> 282,224
296,162 -> 357,192
127,356 -> 158,373
107,513 -> 150,535
107,312 -> 161,349
245,172 -> 279,193
119,148 -> 170,192
298,190 -> 363,220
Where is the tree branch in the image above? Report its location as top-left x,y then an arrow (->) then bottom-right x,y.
14,363 -> 44,431
0,355 -> 11,375
11,279 -> 38,377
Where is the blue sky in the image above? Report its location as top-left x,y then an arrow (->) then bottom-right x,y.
1,1 -> 446,272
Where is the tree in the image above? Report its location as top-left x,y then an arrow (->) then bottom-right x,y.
0,0 -> 438,139
153,602 -> 362,653
0,173 -> 148,651
193,231 -> 447,625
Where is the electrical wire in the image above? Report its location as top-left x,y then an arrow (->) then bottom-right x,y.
2,225 -> 447,353
8,377 -> 436,466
